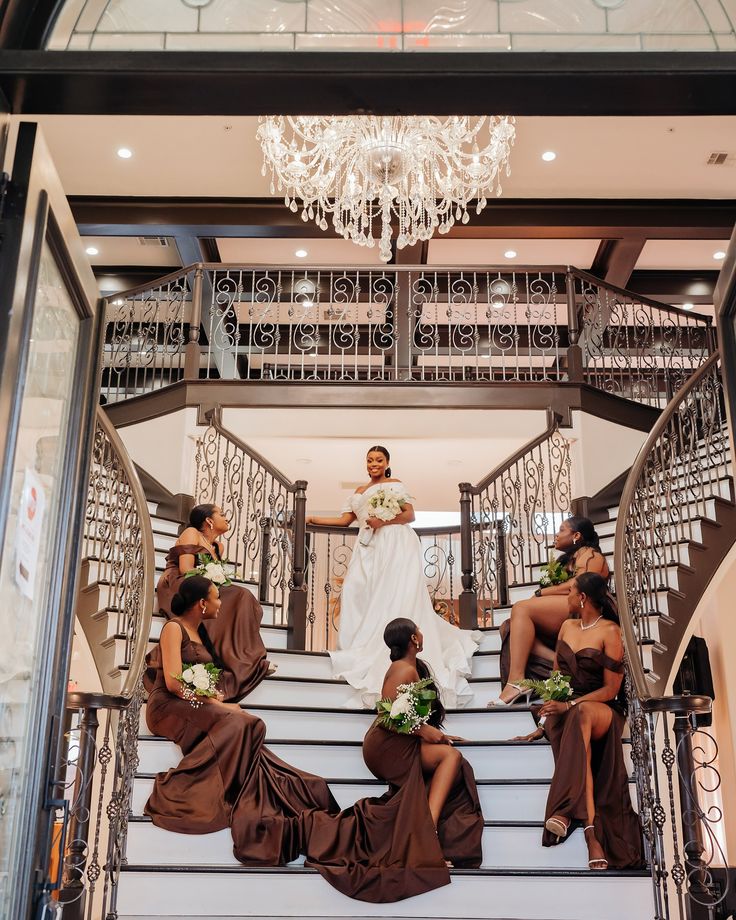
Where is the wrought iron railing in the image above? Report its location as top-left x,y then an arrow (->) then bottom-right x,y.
615,351 -> 732,918
51,406 -> 155,918
305,524 -> 462,651
100,263 -> 712,408
458,413 -> 573,627
193,406 -> 307,641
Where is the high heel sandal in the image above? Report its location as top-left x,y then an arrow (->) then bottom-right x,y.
584,824 -> 608,870
487,683 -> 533,708
544,815 -> 570,840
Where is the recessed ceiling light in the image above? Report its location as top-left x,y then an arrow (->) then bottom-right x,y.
504,250 -> 517,259
713,250 -> 726,260
295,249 -> 308,258
542,151 -> 557,162
85,246 -> 99,256
117,147 -> 133,159
683,302 -> 694,311
296,457 -> 312,464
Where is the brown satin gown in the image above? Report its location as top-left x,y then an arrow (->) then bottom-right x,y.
541,639 -> 643,867
302,705 -> 484,902
499,548 -> 609,688
144,622 -> 339,864
157,543 -> 269,701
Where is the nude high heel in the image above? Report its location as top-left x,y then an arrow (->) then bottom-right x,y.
584,824 -> 608,870
544,815 -> 570,840
487,683 -> 533,708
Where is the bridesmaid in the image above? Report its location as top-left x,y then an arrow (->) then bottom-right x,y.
144,575 -> 338,863
514,572 -> 642,869
157,503 -> 271,701
492,515 -> 609,705
303,618 -> 484,901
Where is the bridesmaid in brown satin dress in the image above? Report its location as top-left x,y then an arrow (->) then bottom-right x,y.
303,617 -> 484,902
157,503 -> 271,701
144,575 -> 338,863
514,572 -> 642,870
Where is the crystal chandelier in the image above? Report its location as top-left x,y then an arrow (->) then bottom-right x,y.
258,115 -> 516,263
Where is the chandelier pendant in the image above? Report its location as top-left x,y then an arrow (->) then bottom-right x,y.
258,115 -> 516,263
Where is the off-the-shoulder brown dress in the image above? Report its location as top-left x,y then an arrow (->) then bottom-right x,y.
541,639 -> 643,867
157,543 -> 269,701
144,623 -> 338,864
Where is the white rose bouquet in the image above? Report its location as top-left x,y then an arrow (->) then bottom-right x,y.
184,552 -> 236,586
174,661 -> 222,708
520,670 -> 573,726
375,678 -> 436,734
360,487 -> 412,546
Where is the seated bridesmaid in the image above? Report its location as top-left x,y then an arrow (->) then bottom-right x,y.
144,575 -> 338,864
303,618 -> 484,902
492,515 -> 609,705
157,503 -> 272,701
514,572 -> 642,870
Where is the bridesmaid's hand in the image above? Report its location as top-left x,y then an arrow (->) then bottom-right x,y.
365,516 -> 384,530
511,728 -> 545,743
418,724 -> 452,744
539,700 -> 568,718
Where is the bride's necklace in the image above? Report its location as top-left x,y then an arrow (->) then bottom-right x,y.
580,614 -> 603,631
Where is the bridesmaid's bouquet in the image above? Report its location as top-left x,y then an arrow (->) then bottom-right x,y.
520,670 -> 573,726
174,662 -> 222,708
375,678 -> 436,734
185,552 -> 236,586
360,487 -> 412,546
538,553 -> 571,588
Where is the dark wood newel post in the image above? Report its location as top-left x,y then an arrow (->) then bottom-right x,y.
458,483 -> 478,630
287,479 -> 308,650
565,269 -> 584,383
184,265 -> 203,380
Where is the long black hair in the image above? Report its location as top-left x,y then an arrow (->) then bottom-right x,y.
576,572 -> 619,624
558,514 -> 601,568
383,617 -> 445,727
367,445 -> 392,478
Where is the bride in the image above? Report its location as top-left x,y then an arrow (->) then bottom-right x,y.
306,446 -> 481,708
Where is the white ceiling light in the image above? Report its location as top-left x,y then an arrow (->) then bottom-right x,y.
541,151 -> 557,162
713,250 -> 726,260
85,246 -> 99,256
682,302 -> 695,311
258,115 -> 516,263
504,249 -> 517,259
117,147 -> 133,159
295,249 -> 308,258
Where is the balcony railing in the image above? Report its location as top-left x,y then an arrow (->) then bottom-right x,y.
101,263 -> 712,408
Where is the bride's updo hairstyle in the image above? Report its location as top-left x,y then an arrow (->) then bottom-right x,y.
170,575 -> 212,616
576,572 -> 619,624
383,617 -> 445,727
367,445 -> 391,478
189,503 -> 217,532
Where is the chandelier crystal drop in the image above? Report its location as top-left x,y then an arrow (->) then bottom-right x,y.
258,115 -> 516,263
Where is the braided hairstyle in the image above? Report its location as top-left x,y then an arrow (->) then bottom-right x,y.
383,617 -> 445,727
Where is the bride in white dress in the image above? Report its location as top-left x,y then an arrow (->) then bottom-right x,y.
306,446 -> 481,708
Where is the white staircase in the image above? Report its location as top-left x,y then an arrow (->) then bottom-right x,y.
114,503 -> 654,920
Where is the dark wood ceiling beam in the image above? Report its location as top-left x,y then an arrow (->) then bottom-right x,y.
628,269 -> 719,302
591,237 -> 647,288
3,51 -> 736,115
70,197 -> 736,241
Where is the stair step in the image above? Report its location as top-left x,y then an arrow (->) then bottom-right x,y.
116,867 -> 653,920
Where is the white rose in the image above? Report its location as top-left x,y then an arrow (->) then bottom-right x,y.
204,562 -> 227,584
390,693 -> 411,719
193,674 -> 211,691
181,668 -> 194,684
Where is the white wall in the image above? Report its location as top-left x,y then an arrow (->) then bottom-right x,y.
568,411 -> 648,500
117,407 -> 199,495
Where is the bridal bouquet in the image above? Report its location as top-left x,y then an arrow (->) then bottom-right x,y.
538,553 -> 571,588
174,662 -> 222,708
520,670 -> 573,726
184,552 -> 236,586
360,487 -> 412,546
375,678 -> 436,734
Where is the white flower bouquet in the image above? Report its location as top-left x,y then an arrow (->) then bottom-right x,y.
520,670 -> 573,726
184,552 -> 236,586
538,553 -> 571,588
174,661 -> 222,708
375,677 -> 436,734
360,487 -> 412,545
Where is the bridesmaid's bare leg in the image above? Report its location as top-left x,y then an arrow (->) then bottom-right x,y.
577,702 -> 614,869
420,743 -> 462,826
500,596 -> 568,702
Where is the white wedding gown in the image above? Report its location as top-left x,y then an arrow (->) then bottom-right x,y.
329,481 -> 482,709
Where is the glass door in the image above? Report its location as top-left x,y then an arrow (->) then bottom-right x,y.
0,121 -> 100,920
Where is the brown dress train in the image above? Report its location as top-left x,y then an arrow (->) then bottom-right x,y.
143,623 -> 338,864
156,544 -> 269,701
541,639 -> 643,867
302,720 -> 484,902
